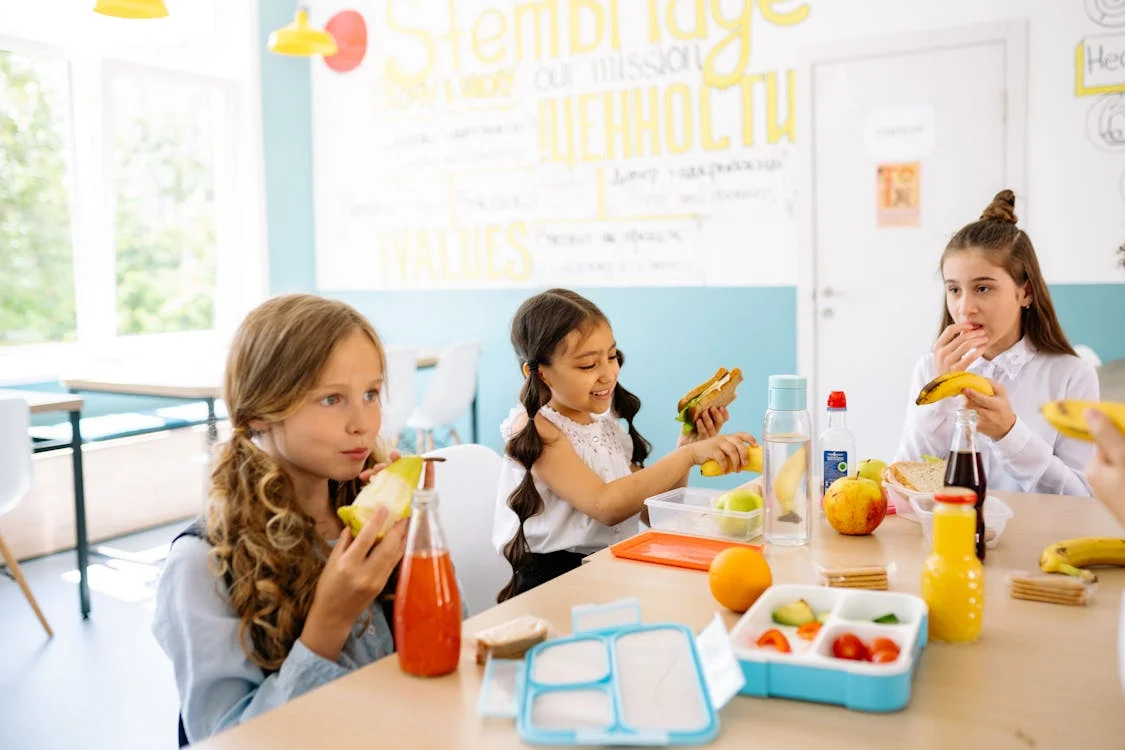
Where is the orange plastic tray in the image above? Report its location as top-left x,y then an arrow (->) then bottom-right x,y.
609,530 -> 763,571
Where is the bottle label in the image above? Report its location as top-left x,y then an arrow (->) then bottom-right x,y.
823,450 -> 848,493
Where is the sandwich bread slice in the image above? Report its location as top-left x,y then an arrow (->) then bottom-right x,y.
675,367 -> 743,435
888,460 -> 947,492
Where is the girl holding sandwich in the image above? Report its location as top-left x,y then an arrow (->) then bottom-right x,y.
894,190 -> 1098,495
492,288 -> 756,600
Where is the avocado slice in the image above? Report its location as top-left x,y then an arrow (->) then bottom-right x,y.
772,599 -> 816,627
873,613 -> 900,624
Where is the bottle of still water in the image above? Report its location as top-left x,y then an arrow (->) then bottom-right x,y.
819,390 -> 857,506
763,375 -> 813,547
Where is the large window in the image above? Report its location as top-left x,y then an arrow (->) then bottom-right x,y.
109,72 -> 223,336
0,0 -> 263,380
0,49 -> 77,345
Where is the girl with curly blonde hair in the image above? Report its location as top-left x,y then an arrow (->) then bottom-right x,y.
154,294 -> 431,744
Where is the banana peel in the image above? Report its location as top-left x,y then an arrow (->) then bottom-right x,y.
1040,400 -> 1125,442
916,371 -> 995,405
1039,537 -> 1125,583
337,455 -> 424,539
700,444 -> 764,477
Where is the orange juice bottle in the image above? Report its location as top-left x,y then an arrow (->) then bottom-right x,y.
921,487 -> 984,643
393,489 -> 461,676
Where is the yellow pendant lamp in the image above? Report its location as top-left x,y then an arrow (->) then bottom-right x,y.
93,0 -> 169,18
269,6 -> 338,57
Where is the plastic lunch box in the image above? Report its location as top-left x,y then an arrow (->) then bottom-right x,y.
728,584 -> 929,713
477,599 -> 740,746
644,487 -> 763,542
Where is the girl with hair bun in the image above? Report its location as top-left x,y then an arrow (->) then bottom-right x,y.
894,190 -> 1099,496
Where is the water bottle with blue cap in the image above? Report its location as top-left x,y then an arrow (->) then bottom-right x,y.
763,375 -> 813,546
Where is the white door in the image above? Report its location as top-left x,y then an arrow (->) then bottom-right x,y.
799,22 -> 1027,464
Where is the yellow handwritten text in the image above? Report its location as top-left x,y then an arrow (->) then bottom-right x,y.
537,69 -> 796,164
377,222 -> 532,284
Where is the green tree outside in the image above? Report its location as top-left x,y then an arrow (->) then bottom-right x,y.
0,50 -> 77,346
111,75 -> 217,335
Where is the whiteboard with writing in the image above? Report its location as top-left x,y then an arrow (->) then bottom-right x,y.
310,0 -> 807,289
310,1 -> 1125,290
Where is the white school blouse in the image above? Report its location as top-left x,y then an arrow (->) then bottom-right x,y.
894,338 -> 1099,496
492,405 -> 638,557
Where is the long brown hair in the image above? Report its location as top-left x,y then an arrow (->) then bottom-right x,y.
497,289 -> 651,602
205,294 -> 389,671
938,189 -> 1076,357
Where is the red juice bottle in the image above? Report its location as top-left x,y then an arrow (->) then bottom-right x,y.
943,409 -> 987,562
393,489 -> 462,677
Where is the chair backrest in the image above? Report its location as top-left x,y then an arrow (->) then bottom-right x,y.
1075,344 -> 1102,368
415,341 -> 482,428
0,397 -> 33,518
426,443 -> 509,615
381,346 -> 418,440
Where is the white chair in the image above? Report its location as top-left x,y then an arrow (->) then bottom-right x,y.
0,397 -> 53,637
426,443 -> 510,615
1075,344 -> 1102,368
380,347 -> 418,449
406,341 -> 481,451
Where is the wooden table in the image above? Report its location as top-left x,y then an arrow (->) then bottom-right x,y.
192,491 -> 1125,749
0,389 -> 91,618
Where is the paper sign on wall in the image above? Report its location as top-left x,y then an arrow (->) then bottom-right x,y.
864,105 -> 935,162
1075,32 -> 1125,97
876,162 -> 921,228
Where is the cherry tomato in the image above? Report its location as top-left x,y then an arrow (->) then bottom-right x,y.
756,628 -> 792,653
796,621 -> 822,641
869,648 -> 900,663
869,637 -> 900,656
832,633 -> 869,661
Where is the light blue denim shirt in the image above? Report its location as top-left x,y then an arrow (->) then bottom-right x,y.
152,536 -> 397,744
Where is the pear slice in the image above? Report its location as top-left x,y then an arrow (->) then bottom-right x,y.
337,455 -> 424,538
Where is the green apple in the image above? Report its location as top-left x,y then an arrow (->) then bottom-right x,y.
713,487 -> 764,536
857,458 -> 888,489
921,454 -> 943,463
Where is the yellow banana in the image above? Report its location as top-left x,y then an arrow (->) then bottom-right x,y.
1040,400 -> 1125,442
1039,537 -> 1125,583
700,444 -> 764,477
915,371 -> 995,405
773,445 -> 807,523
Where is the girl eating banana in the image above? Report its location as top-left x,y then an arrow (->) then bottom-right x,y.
894,190 -> 1099,495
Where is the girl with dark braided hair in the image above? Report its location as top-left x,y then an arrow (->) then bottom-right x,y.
491,289 -> 756,600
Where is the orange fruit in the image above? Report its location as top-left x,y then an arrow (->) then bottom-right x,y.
708,546 -> 772,613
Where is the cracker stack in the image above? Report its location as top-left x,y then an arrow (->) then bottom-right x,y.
820,565 -> 889,590
1009,574 -> 1089,606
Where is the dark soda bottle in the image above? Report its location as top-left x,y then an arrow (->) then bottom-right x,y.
944,409 -> 987,562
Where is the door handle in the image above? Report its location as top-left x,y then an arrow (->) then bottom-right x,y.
821,286 -> 836,298
821,308 -> 835,319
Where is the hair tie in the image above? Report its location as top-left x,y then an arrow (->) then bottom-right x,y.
233,425 -> 250,437
527,362 -> 539,373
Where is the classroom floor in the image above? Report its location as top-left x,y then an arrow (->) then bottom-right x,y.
0,522 -> 184,750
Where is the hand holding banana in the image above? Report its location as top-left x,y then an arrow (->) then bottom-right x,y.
1086,406 -> 1125,528
1036,401 -> 1125,583
961,380 -> 1017,440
